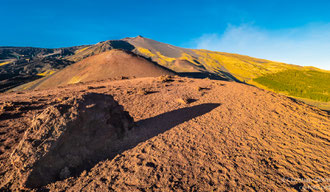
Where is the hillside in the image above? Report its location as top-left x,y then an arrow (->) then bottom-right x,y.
2,36 -> 330,110
0,46 -> 84,92
14,50 -> 175,90
125,37 -> 330,105
0,41 -> 133,92
0,76 -> 329,191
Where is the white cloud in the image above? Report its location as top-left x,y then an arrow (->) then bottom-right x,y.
194,24 -> 330,70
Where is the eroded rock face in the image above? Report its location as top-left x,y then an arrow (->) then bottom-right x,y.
10,93 -> 134,188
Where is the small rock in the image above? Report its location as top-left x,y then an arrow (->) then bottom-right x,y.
176,97 -> 196,104
159,75 -> 173,83
137,89 -> 147,95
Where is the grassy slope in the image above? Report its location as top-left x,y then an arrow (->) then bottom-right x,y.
0,61 -> 11,66
136,47 -> 204,72
193,49 -> 300,80
253,69 -> 330,102
36,70 -> 56,76
135,47 -> 330,109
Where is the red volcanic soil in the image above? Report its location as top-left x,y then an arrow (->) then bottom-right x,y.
0,76 -> 329,191
31,50 -> 174,90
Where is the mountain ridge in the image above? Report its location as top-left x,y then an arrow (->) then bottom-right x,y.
1,36 -> 329,110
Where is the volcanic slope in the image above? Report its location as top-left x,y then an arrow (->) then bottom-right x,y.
124,36 -> 330,109
17,49 -> 175,90
5,36 -> 330,110
0,76 -> 329,191
0,40 -> 133,92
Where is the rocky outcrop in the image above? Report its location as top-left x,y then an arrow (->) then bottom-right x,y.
9,93 -> 134,188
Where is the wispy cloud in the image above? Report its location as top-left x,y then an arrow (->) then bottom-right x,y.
194,24 -> 330,70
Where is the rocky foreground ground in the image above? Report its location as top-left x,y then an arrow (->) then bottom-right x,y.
0,76 -> 329,191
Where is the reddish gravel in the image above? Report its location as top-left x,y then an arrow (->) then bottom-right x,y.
0,76 -> 329,191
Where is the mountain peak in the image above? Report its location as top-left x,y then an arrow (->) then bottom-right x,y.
121,35 -> 146,41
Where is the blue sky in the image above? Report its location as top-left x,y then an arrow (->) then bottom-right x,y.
1,0 -> 330,69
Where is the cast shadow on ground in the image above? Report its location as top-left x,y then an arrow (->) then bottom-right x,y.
135,103 -> 221,139
28,103 -> 220,189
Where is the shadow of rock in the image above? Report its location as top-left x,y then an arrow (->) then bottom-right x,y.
9,93 -> 134,189
134,103 -> 221,139
9,92 -> 220,189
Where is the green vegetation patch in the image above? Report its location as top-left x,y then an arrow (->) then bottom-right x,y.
254,69 -> 330,102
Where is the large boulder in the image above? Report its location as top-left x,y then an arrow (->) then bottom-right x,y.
10,93 -> 134,188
